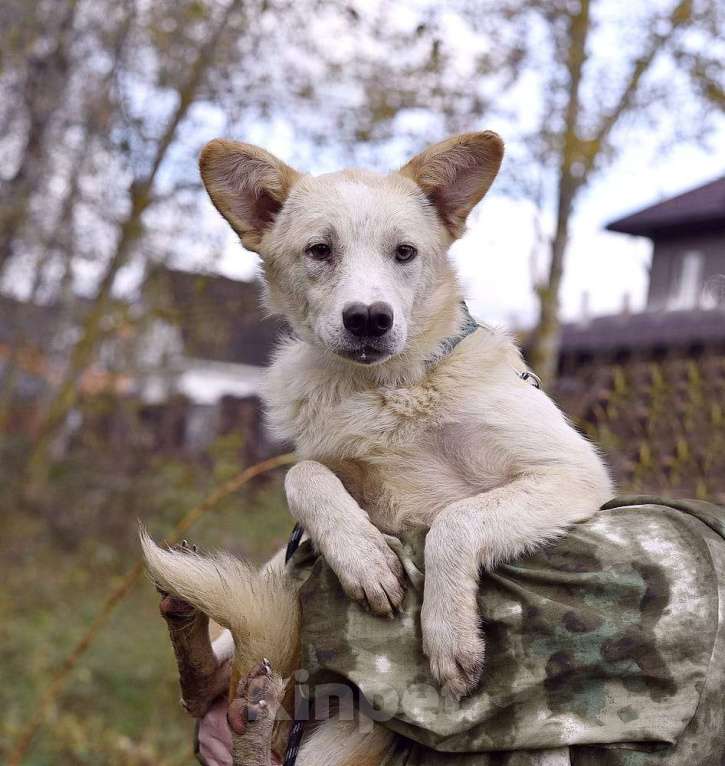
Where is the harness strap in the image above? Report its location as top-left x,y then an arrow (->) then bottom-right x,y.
285,523 -> 304,563
283,525 -> 306,765
424,304 -> 542,393
283,719 -> 305,766
424,302 -> 480,368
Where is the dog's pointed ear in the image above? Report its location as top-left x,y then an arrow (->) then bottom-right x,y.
199,139 -> 301,252
400,132 -> 504,238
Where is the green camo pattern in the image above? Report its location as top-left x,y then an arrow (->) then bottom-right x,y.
288,497 -> 725,765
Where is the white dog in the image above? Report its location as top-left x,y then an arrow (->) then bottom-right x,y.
143,132 -> 612,765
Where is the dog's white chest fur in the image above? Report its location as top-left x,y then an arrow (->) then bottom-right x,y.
263,332 -> 530,532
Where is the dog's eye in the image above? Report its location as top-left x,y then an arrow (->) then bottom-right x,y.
395,244 -> 417,262
305,243 -> 332,260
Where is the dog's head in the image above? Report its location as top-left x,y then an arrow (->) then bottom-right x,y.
200,133 -> 503,366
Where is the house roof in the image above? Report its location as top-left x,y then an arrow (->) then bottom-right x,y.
148,267 -> 286,367
560,308 -> 725,356
606,176 -> 725,237
0,294 -> 102,353
0,294 -> 133,397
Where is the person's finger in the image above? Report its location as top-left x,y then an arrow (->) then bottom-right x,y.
196,697 -> 233,766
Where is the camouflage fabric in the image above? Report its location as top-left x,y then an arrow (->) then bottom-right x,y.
288,497 -> 725,765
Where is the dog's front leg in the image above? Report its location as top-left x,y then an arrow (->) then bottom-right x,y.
421,514 -> 483,702
421,474 -> 604,700
285,460 -> 406,616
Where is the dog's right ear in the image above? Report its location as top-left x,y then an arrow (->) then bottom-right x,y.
400,132 -> 504,239
199,140 -> 300,253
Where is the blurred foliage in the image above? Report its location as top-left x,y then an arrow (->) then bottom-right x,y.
1,429 -> 292,765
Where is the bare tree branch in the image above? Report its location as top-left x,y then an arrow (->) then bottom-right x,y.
25,0 -> 244,490
0,0 -> 79,274
528,0 -> 700,384
582,0 -> 695,176
527,0 -> 592,384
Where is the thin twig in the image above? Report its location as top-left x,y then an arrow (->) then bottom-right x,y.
8,451 -> 296,766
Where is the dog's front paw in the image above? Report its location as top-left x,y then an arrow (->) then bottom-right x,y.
421,601 -> 485,700
327,530 -> 406,618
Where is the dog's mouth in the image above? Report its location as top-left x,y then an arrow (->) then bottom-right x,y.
336,344 -> 390,365
320,325 -> 405,366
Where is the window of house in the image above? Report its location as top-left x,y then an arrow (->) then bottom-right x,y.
701,273 -> 725,310
667,250 -> 704,310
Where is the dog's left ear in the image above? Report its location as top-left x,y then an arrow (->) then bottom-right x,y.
400,132 -> 504,238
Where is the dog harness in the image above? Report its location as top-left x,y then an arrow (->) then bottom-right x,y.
425,303 -> 541,390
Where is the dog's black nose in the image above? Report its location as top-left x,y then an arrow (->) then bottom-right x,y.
342,302 -> 369,337
368,302 -> 394,336
342,302 -> 394,338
